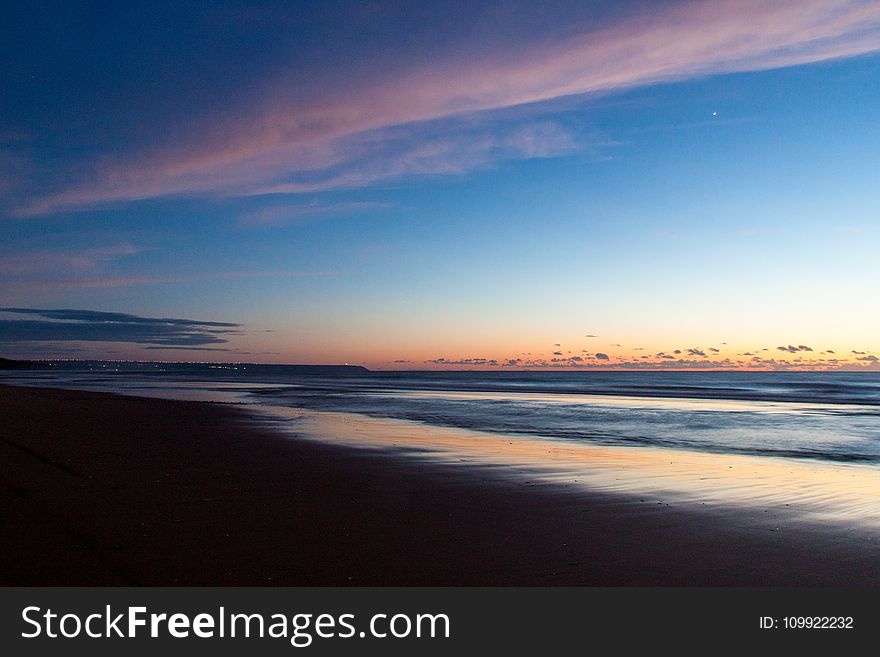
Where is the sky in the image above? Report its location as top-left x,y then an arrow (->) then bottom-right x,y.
2,0 -> 880,370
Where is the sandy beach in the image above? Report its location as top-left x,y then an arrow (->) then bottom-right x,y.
2,383 -> 879,586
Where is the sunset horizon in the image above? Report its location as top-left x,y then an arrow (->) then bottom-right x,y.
3,1 -> 880,370
1,305 -> 878,371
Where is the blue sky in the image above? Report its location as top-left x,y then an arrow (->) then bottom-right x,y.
2,1 -> 880,368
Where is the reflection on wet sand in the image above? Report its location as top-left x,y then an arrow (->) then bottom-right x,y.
258,405 -> 880,528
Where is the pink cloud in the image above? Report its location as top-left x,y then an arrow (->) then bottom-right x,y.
18,0 -> 880,215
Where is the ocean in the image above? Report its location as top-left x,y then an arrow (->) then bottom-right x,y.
5,363 -> 880,467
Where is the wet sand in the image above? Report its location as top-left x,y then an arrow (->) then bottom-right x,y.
2,383 -> 879,585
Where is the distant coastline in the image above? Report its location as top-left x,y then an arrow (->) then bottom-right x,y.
0,358 -> 369,376
0,357 -> 52,370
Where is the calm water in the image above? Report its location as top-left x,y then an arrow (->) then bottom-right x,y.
5,363 -> 880,466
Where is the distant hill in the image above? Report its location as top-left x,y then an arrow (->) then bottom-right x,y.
0,357 -> 51,370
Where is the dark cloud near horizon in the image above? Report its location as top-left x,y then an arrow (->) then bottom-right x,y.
142,346 -> 238,352
0,307 -> 241,347
1,307 -> 238,327
427,357 -> 499,366
594,352 -> 609,360
777,344 -> 813,353
687,348 -> 706,357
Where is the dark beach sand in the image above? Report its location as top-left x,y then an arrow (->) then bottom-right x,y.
2,383 -> 879,586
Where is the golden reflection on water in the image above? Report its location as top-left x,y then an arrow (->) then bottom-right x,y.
258,405 -> 880,528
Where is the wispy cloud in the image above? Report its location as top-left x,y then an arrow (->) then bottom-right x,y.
248,119 -> 583,197
0,244 -> 139,275
16,0 -> 880,215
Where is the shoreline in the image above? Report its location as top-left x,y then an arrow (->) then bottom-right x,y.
2,383 -> 880,585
